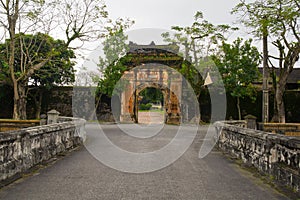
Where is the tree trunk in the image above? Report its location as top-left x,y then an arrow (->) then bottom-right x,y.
16,83 -> 27,120
10,30 -> 19,119
276,80 -> 286,123
8,0 -> 20,119
271,69 -> 279,122
237,96 -> 241,120
13,82 -> 27,120
12,81 -> 20,119
262,21 -> 269,123
34,89 -> 43,119
197,93 -> 201,123
89,93 -> 102,120
272,95 -> 279,122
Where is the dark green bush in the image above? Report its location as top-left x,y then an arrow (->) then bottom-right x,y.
139,103 -> 152,111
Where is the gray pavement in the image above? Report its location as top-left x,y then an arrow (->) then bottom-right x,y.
0,123 -> 289,200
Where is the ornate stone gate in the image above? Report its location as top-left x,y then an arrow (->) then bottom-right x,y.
117,42 -> 184,124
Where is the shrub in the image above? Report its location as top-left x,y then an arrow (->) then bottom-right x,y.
139,103 -> 152,111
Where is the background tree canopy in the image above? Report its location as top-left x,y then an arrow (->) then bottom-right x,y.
232,0 -> 300,122
212,38 -> 261,120
0,0 -> 133,119
0,32 -> 76,118
0,33 -> 76,88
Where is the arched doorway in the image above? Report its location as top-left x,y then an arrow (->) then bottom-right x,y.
137,87 -> 164,124
127,82 -> 181,124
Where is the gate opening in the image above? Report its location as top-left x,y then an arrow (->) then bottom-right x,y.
138,87 -> 164,124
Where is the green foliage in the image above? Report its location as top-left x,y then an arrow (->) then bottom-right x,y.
97,28 -> 129,97
98,28 -> 129,72
98,61 -> 128,97
232,0 -> 300,75
0,60 -> 9,84
232,0 -> 300,122
232,0 -> 300,38
212,38 -> 261,119
139,88 -> 163,104
212,38 -> 261,100
162,11 -> 237,69
0,33 -> 76,88
162,11 -> 237,98
139,103 -> 152,111
31,39 -> 76,88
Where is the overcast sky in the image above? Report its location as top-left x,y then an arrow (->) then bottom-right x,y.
106,0 -> 241,30
82,0 -> 246,71
81,0 -> 299,71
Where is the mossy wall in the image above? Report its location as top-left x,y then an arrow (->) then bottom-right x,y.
0,85 -> 300,122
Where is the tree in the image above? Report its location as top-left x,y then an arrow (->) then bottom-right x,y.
74,67 -> 98,87
97,28 -> 130,97
212,38 -> 261,120
162,11 -> 237,98
28,34 -> 76,119
232,0 -> 300,123
0,0 -> 52,119
162,11 -> 237,122
57,0 -> 109,47
88,25 -> 132,121
0,33 -> 76,119
139,87 -> 163,104
0,0 -> 132,119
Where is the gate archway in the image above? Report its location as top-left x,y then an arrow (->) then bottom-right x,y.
127,82 -> 181,124
112,42 -> 201,125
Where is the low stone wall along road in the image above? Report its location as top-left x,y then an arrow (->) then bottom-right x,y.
0,123 -> 289,200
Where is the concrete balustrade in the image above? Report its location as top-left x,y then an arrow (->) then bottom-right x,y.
0,117 -> 85,186
215,121 -> 300,195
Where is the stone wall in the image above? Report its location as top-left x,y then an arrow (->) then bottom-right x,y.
215,121 -> 300,196
0,117 -> 85,186
43,87 -> 114,122
2,85 -> 300,122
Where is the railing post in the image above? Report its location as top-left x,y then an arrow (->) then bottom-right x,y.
40,114 -> 47,125
47,110 -> 60,124
245,115 -> 257,130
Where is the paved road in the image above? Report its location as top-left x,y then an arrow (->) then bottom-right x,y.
0,124 -> 288,200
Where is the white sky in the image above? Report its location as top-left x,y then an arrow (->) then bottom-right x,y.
106,0 -> 241,30
105,0 -> 251,44
81,0 -> 245,72
80,0 -> 299,73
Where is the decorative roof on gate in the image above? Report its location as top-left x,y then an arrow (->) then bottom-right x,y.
128,41 -> 180,54
124,41 -> 183,68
